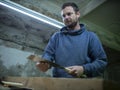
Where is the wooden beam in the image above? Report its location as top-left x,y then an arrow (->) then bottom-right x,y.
80,0 -> 106,17
83,20 -> 120,51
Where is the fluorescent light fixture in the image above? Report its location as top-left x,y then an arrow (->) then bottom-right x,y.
0,0 -> 64,29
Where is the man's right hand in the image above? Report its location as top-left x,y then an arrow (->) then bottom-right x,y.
36,61 -> 50,72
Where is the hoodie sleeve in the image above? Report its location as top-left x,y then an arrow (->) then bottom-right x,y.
42,33 -> 57,61
83,32 -> 107,77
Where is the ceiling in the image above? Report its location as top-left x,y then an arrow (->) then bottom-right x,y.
0,0 -> 120,53
9,0 -> 107,21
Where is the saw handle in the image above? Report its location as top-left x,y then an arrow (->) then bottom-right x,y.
65,68 -> 87,78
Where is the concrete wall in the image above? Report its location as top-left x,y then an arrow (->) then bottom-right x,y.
0,45 -> 52,77
0,3 -> 54,77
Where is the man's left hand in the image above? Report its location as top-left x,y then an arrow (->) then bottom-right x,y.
66,66 -> 84,77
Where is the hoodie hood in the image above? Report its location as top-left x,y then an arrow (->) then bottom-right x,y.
60,24 -> 85,35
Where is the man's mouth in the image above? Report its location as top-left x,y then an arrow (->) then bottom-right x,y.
65,20 -> 72,25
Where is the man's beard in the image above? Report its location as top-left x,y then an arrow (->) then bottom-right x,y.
66,21 -> 78,29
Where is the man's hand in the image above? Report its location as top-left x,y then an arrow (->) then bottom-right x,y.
36,61 -> 50,72
66,66 -> 84,77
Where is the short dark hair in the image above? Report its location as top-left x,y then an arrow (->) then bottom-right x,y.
61,2 -> 79,12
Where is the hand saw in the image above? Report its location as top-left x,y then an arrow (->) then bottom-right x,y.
27,55 -> 87,78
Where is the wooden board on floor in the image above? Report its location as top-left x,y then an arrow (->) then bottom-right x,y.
4,77 -> 103,90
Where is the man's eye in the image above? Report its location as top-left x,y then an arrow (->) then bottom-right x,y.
63,14 -> 65,17
67,13 -> 72,16
62,13 -> 73,17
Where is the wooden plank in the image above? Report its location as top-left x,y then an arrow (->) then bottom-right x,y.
5,77 -> 103,90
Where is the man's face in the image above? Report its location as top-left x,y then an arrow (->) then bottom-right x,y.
61,6 -> 80,28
